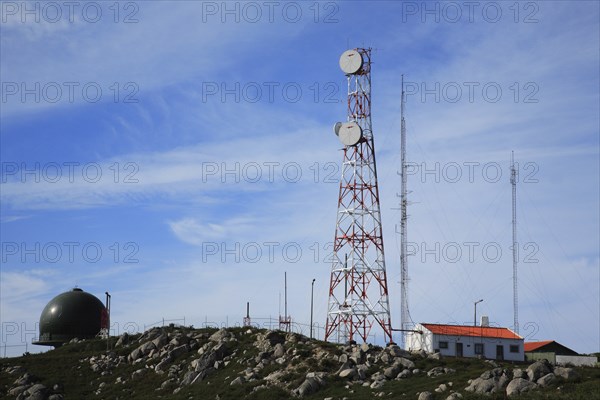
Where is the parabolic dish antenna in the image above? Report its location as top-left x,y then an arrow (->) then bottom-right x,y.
333,122 -> 342,136
339,49 -> 363,74
338,121 -> 362,146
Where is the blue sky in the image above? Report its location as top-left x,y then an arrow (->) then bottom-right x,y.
1,1 -> 599,356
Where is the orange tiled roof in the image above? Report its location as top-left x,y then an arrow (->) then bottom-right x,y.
421,323 -> 522,340
524,341 -> 554,352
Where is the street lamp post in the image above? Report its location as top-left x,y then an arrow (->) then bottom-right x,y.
474,299 -> 484,326
310,279 -> 316,339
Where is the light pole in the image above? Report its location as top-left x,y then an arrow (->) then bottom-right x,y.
474,299 -> 483,326
310,279 -> 316,339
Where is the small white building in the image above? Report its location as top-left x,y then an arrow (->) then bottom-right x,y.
406,323 -> 524,362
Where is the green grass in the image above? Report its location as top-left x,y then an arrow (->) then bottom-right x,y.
1,328 -> 599,400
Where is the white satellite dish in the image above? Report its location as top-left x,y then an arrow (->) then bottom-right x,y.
338,121 -> 362,146
333,122 -> 342,136
339,49 -> 363,74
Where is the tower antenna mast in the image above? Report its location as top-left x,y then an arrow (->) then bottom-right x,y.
400,75 -> 410,346
511,151 -> 519,335
326,48 -> 393,344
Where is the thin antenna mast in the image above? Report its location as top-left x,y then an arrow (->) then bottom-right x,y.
279,272 -> 291,332
511,151 -> 519,335
400,75 -> 410,347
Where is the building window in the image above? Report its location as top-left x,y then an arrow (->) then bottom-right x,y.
510,345 -> 520,353
439,341 -> 448,349
475,343 -> 484,355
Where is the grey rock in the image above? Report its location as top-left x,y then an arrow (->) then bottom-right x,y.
370,379 -> 385,389
383,365 -> 401,379
180,371 -> 199,386
380,353 -> 391,364
8,385 -> 29,396
131,368 -> 148,380
396,357 -> 415,369
168,344 -> 189,359
273,343 -> 285,358
418,391 -> 434,400
154,333 -> 170,349
263,330 -> 285,345
115,332 -> 130,347
445,393 -> 463,400
209,328 -> 232,342
397,369 -> 412,379
13,372 -> 36,386
160,378 -> 177,390
48,395 -> 65,400
553,367 -> 579,381
527,360 -> 552,382
428,352 -> 442,360
295,373 -> 326,397
513,368 -> 526,380
506,378 -> 537,397
436,383 -> 448,392
350,349 -> 366,364
536,373 -> 556,387
465,377 -> 495,394
388,345 -> 411,358
339,368 -> 357,379
230,376 -> 245,385
27,383 -> 47,394
428,366 -> 452,377
155,355 -> 173,373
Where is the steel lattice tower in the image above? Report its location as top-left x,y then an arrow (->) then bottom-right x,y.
325,48 -> 393,344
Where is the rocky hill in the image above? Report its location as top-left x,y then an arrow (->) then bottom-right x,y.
1,326 -> 598,400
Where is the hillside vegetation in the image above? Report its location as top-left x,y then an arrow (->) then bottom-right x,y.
1,326 -> 598,400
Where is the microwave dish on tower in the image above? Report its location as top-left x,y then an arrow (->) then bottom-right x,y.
333,121 -> 342,136
339,49 -> 364,74
337,121 -> 363,146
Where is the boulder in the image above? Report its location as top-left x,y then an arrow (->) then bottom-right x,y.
512,368 -> 526,380
418,391 -> 434,400
339,368 -> 357,379
396,357 -> 415,369
115,333 -> 130,347
230,376 -> 245,385
273,343 -> 285,358
465,377 -> 495,394
536,373 -> 556,387
527,360 -> 552,382
383,365 -> 401,379
397,369 -> 412,379
553,367 -> 579,381
506,378 -> 537,397
370,379 -> 385,389
209,328 -> 232,342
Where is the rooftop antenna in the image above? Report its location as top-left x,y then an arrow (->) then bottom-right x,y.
511,151 -> 519,335
399,75 -> 410,347
279,272 -> 291,332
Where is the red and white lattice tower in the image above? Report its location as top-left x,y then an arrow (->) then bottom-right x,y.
325,48 -> 393,344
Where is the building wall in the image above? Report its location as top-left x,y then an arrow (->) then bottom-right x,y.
556,355 -> 597,367
406,324 -> 524,361
525,352 -> 556,363
406,324 -> 433,352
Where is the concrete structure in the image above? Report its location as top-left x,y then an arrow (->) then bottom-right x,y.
406,323 -> 524,361
525,340 -> 598,366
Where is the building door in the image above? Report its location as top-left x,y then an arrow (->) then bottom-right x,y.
456,342 -> 463,357
496,345 -> 504,360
